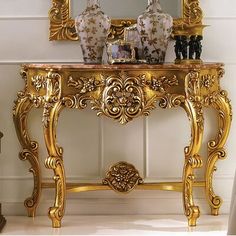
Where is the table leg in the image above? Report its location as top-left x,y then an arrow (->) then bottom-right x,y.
181,99 -> 204,226
13,96 -> 42,217
0,204 -> 6,232
205,90 -> 232,215
43,101 -> 65,228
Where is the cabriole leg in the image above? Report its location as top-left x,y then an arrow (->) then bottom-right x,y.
13,96 -> 42,217
43,101 -> 65,228
182,99 -> 204,226
205,90 -> 232,215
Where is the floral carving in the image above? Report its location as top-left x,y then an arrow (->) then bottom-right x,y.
147,75 -> 178,93
32,75 -> 47,92
67,75 -> 102,93
103,162 -> 143,193
201,74 -> 215,89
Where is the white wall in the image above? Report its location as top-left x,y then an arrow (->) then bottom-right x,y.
0,0 -> 235,217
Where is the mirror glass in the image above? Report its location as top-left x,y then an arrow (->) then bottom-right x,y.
72,0 -> 181,19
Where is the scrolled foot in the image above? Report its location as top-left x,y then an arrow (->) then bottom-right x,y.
49,207 -> 63,228
187,206 -> 200,227
210,195 -> 222,216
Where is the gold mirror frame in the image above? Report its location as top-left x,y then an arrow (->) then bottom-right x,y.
49,0 -> 204,41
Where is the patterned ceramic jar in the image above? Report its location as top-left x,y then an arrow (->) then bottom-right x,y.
75,0 -> 111,64
137,0 -> 173,64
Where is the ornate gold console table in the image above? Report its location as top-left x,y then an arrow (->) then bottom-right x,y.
13,63 -> 232,228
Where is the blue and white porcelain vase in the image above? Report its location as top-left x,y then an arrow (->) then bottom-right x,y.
75,0 -> 111,64
137,0 -> 173,64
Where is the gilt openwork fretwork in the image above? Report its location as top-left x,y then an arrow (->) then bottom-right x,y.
49,0 -> 204,41
103,162 -> 143,193
13,63 -> 232,228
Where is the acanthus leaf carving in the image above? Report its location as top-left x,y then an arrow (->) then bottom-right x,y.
49,0 -> 78,41
42,71 -> 62,128
185,70 -> 204,131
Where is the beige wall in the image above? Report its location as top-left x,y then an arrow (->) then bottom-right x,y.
0,0 -> 235,216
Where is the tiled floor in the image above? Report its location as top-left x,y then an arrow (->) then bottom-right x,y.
1,215 -> 229,235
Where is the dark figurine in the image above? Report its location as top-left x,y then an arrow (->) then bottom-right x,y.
181,36 -> 188,60
174,35 -> 182,60
189,35 -> 196,60
195,35 -> 203,60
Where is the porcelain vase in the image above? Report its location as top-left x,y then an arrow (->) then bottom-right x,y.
137,0 -> 173,64
75,0 -> 111,64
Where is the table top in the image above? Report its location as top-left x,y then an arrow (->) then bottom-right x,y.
23,63 -> 224,70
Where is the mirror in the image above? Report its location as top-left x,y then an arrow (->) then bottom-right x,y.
71,0 -> 182,19
49,0 -> 204,41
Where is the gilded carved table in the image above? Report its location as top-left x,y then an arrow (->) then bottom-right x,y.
13,63 -> 232,228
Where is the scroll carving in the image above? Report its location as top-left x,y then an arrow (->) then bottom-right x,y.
94,72 -> 146,124
49,0 -> 78,41
159,94 -> 185,109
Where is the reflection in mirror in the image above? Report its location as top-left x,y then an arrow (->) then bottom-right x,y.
72,0 -> 181,19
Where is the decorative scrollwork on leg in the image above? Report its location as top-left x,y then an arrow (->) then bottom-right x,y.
181,70 -> 204,226
181,99 -> 203,226
43,100 -> 65,228
13,95 -> 42,217
204,90 -> 232,215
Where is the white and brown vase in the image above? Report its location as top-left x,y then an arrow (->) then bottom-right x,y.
75,0 -> 111,64
137,0 -> 173,64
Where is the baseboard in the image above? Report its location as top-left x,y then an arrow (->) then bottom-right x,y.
2,198 -> 231,216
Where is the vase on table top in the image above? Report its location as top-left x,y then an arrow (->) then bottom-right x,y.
75,0 -> 111,64
137,0 -> 173,64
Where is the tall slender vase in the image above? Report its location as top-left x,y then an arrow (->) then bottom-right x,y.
137,0 -> 173,64
75,0 -> 111,64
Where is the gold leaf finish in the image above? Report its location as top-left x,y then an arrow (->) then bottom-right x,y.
49,0 -> 204,41
204,89 -> 232,215
103,162 -> 143,193
13,67 -> 42,217
94,72 -> 145,124
13,63 -> 231,228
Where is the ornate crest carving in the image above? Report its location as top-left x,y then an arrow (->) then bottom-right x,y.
98,72 -> 145,124
103,162 -> 143,193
